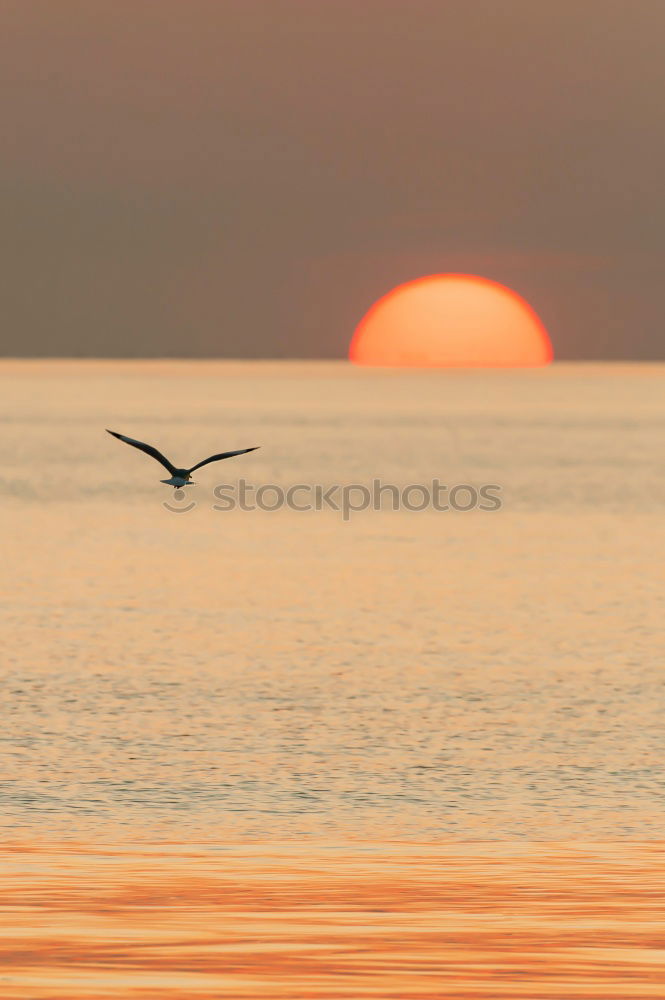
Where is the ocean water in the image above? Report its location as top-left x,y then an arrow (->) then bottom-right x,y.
1,360 -> 664,996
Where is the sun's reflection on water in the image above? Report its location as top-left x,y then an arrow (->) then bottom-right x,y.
1,843 -> 663,998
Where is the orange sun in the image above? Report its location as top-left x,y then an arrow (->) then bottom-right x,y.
349,274 -> 553,367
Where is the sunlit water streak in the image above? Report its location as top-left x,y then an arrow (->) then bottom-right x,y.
2,843 -> 664,999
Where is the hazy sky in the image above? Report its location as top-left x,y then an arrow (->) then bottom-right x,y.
2,1 -> 664,358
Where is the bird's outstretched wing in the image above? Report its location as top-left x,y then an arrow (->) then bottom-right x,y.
106,430 -> 177,475
188,447 -> 259,474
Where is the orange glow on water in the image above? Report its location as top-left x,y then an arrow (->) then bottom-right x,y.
349,274 -> 553,367
1,844 -> 663,999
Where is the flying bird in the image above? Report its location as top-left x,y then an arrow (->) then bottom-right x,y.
107,430 -> 258,488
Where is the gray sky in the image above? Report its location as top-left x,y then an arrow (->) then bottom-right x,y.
1,1 -> 664,358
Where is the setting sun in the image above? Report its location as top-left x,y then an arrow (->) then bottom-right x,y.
349,274 -> 553,367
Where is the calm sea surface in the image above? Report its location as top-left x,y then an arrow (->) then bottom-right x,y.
1,360 -> 664,996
